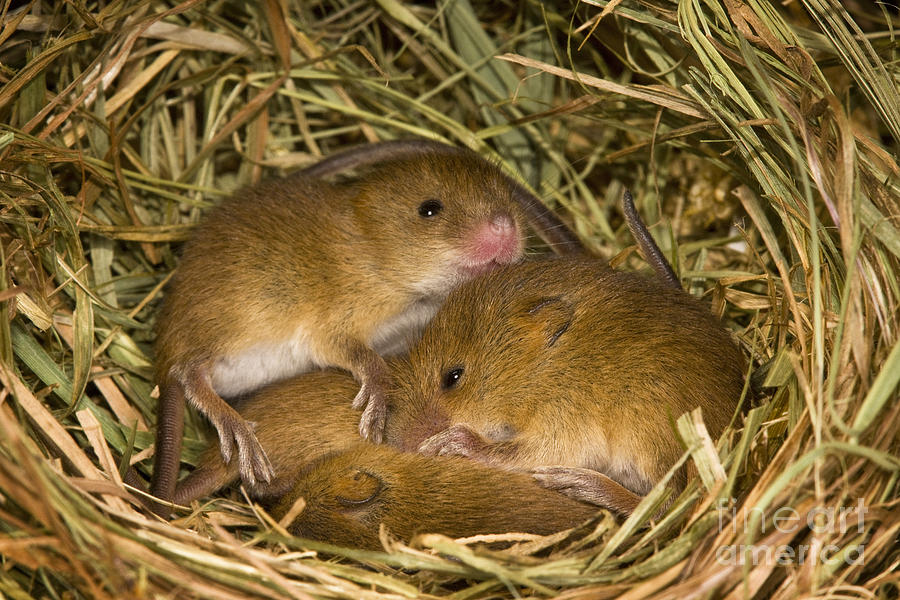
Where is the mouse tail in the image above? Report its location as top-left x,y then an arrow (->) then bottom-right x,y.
149,379 -> 186,518
622,190 -> 681,289
173,460 -> 236,507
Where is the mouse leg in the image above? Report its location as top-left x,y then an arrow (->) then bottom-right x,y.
150,365 -> 274,515
151,370 -> 275,516
181,366 -> 275,487
340,342 -> 391,443
531,466 -> 643,516
172,458 -> 233,508
417,423 -> 519,466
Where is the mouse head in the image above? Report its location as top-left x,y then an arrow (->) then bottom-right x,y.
390,261 -> 577,448
274,445 -> 389,549
351,146 -> 527,297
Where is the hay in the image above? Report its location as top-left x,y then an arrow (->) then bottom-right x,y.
1,0 -> 898,597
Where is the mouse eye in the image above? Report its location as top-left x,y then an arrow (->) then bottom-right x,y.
418,199 -> 443,218
441,366 -> 464,390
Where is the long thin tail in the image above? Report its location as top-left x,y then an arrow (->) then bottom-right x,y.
622,190 -> 680,288
173,459 -> 235,507
149,379 -> 185,518
297,139 -> 442,178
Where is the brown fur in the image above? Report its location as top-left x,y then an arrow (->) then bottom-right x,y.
273,443 -> 598,550
298,138 -> 585,255
175,370 -> 597,549
391,256 -> 746,514
151,145 -> 534,513
172,370 -> 370,505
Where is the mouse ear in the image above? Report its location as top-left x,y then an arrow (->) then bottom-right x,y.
334,468 -> 384,508
522,296 -> 574,347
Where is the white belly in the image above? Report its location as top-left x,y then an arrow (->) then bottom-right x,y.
210,298 -> 443,398
370,296 -> 443,356
210,330 -> 325,398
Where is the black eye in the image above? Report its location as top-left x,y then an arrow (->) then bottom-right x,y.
441,366 -> 464,390
418,199 -> 443,218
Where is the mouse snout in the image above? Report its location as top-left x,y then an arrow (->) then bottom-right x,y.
464,213 -> 523,269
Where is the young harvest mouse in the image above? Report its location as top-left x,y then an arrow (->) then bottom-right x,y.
174,369 -> 598,550
272,443 -> 599,550
393,255 -> 746,515
151,141 -> 582,514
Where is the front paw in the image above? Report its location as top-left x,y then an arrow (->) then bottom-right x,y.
418,424 -> 486,458
356,383 -> 387,443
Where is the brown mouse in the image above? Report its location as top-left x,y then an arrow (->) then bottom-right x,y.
173,370 -> 597,549
389,255 -> 746,515
151,140 -> 587,514
272,443 -> 598,550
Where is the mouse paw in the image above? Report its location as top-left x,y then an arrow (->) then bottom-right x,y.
532,466 -> 641,515
418,424 -> 487,459
356,385 -> 386,444
212,410 -> 275,487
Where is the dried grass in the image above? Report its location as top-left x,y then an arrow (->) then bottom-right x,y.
1,0 -> 898,598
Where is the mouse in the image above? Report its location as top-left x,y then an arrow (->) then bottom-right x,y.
173,369 -> 597,549
150,140 -> 585,515
389,253 -> 746,516
272,443 -> 599,550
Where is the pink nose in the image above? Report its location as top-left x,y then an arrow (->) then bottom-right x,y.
490,214 -> 514,236
470,214 -> 521,265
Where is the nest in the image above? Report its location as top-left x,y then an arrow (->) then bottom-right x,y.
1,1 -> 898,598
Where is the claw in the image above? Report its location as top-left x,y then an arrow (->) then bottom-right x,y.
351,384 -> 368,411
418,424 -> 484,458
358,389 -> 386,443
216,423 -> 235,466
212,410 -> 275,487
532,466 -> 642,515
353,375 -> 387,443
236,423 -> 274,486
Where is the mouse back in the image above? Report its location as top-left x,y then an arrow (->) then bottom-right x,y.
274,443 -> 598,549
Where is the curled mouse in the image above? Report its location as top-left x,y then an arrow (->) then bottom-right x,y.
392,252 -> 745,516
151,140 -> 585,515
173,370 -> 597,549
272,443 -> 598,550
